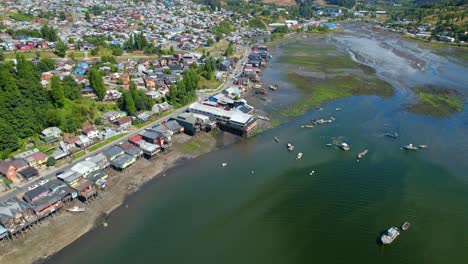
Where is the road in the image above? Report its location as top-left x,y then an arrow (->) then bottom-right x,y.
0,45 -> 250,202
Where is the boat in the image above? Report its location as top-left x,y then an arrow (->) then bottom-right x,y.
326,143 -> 333,146
269,85 -> 277,91
381,227 -> 400,244
403,144 -> 418,151
274,136 -> 280,142
301,125 -> 314,128
312,118 -> 334,125
357,149 -> 368,159
287,143 -> 294,151
418,144 -> 428,148
296,152 -> 303,160
222,163 -> 227,167
340,143 -> 350,151
385,132 -> 399,138
335,108 -> 342,111
257,116 -> 270,121
67,206 -> 85,213
402,222 -> 410,231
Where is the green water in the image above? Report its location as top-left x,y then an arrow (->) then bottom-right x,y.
45,26 -> 468,264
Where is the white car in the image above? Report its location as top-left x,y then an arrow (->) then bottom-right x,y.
39,179 -> 49,185
27,184 -> 38,191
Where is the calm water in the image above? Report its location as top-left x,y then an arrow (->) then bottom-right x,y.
45,25 -> 468,264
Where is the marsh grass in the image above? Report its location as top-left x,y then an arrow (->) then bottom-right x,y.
410,86 -> 464,117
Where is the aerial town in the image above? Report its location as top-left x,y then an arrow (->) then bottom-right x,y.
0,0 -> 466,261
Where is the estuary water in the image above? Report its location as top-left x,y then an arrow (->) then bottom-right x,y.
45,24 -> 468,264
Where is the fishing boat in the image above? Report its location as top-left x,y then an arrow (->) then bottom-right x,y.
273,136 -> 280,142
381,227 -> 400,244
296,152 -> 303,160
385,132 -> 399,138
403,144 -> 418,150
402,222 -> 411,231
340,143 -> 350,151
67,206 -> 85,213
287,143 -> 294,151
418,144 -> 428,148
301,125 -> 314,128
357,149 -> 368,159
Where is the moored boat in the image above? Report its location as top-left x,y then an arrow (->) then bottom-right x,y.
301,125 -> 314,128
222,163 -> 227,167
340,143 -> 350,151
296,152 -> 303,160
287,143 -> 294,151
402,222 -> 410,231
403,143 -> 418,150
418,144 -> 428,148
274,136 -> 280,142
67,206 -> 85,213
385,132 -> 399,138
381,227 -> 400,244
357,149 -> 368,159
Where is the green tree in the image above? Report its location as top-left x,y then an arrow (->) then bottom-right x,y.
36,58 -> 56,72
54,40 -> 67,58
89,68 -> 106,100
62,75 -> 82,100
46,156 -> 56,166
85,12 -> 91,22
50,76 -> 65,107
118,91 -> 136,115
224,43 -> 234,57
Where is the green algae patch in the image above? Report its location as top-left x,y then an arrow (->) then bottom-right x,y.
279,73 -> 394,119
410,86 -> 464,117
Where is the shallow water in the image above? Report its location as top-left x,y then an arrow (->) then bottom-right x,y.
44,24 -> 468,264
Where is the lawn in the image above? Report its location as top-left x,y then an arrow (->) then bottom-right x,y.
88,133 -> 127,152
3,51 -> 59,60
199,77 -> 221,89
410,86 -> 464,117
72,150 -> 86,161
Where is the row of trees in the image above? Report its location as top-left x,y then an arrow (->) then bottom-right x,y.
118,81 -> 154,115
167,69 -> 199,107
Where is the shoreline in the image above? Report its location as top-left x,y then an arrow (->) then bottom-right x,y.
0,132 -> 225,264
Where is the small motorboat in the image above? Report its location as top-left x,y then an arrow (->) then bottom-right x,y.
340,143 -> 350,151
418,144 -> 428,148
385,132 -> 399,138
357,149 -> 368,159
403,144 -> 418,151
273,136 -> 280,142
296,152 -> 303,160
301,125 -> 314,128
287,143 -> 294,151
326,143 -> 333,146
381,227 -> 400,244
269,85 -> 277,91
402,222 -> 410,231
67,206 -> 85,213
335,108 -> 342,111
222,163 -> 228,167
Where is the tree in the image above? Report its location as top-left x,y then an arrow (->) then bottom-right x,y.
207,38 -> 215,46
54,40 -> 67,58
90,47 -> 99,56
85,12 -> 91,22
0,51 -> 4,61
69,52 -> 76,61
62,75 -> 82,100
36,58 -> 56,72
224,43 -> 234,57
111,46 -> 123,56
49,76 -> 65,107
40,25 -> 58,42
46,156 -> 56,167
89,68 -> 106,100
118,91 -> 136,115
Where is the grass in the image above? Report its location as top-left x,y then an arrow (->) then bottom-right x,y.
88,133 -> 127,152
9,12 -> 33,22
72,150 -> 86,160
199,77 -> 221,89
177,133 -> 217,155
3,51 -> 59,60
410,86 -> 464,117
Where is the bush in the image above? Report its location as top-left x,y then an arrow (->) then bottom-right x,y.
46,156 -> 56,167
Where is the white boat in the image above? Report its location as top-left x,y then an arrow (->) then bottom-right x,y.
222,163 -> 227,167
296,152 -> 303,160
340,143 -> 350,151
273,136 -> 280,142
357,149 -> 368,159
381,227 -> 400,244
402,222 -> 410,231
287,143 -> 294,151
404,144 -> 418,150
335,108 -> 342,111
418,144 -> 428,148
67,206 -> 85,213
269,85 -> 277,91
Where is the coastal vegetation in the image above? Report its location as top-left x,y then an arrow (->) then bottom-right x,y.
276,38 -> 393,119
409,86 -> 464,117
